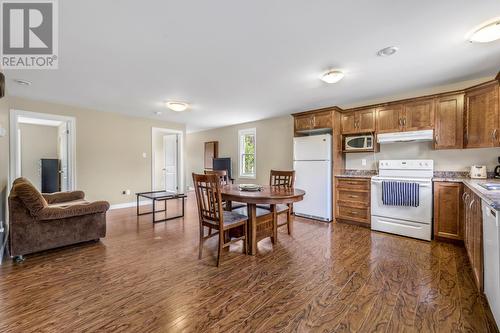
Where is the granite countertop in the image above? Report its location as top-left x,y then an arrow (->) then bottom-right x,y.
335,174 -> 373,179
462,179 -> 500,210
335,170 -> 376,179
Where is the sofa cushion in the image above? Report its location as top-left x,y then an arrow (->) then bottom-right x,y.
38,201 -> 110,221
13,182 -> 48,215
48,200 -> 89,208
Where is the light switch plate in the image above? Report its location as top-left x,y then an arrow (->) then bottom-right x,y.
362,159 -> 367,166
0,127 -> 6,137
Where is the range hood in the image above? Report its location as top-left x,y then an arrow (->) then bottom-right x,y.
377,130 -> 433,144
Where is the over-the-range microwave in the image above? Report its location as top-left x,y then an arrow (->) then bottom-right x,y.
344,134 -> 374,151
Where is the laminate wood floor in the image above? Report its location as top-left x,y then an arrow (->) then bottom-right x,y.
0,194 -> 497,333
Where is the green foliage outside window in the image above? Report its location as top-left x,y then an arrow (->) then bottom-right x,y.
241,134 -> 255,175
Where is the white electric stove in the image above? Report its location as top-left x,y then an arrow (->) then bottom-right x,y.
371,159 -> 434,241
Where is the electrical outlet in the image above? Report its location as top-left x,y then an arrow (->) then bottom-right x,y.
142,152 -> 147,158
122,189 -> 131,195
362,159 -> 367,166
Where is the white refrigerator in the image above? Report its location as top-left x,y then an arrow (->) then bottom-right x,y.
293,134 -> 332,221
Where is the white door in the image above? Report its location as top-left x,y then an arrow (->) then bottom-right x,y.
293,160 -> 332,221
58,122 -> 69,192
164,134 -> 178,193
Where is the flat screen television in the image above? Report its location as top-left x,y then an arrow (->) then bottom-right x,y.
213,157 -> 232,180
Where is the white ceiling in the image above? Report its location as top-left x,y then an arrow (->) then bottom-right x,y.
5,0 -> 500,132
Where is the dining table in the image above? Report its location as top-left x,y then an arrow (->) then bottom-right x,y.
220,184 -> 305,255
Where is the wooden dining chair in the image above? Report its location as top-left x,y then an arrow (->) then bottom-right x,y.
204,170 -> 244,210
192,173 -> 248,267
204,169 -> 231,185
259,170 -> 295,235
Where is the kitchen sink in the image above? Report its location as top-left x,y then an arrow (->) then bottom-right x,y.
479,183 -> 500,191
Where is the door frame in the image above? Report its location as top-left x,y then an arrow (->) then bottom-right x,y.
9,109 -> 77,191
151,127 -> 184,193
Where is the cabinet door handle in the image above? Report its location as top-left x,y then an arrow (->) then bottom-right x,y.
434,135 -> 438,145
348,195 -> 358,198
469,198 -> 475,209
494,129 -> 498,142
398,118 -> 402,127
403,118 -> 407,126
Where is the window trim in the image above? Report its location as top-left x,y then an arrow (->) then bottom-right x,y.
238,127 -> 257,179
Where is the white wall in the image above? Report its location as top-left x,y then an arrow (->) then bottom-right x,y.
186,115 -> 294,186
9,96 -> 186,205
346,143 -> 500,172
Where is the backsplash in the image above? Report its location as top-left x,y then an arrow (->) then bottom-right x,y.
345,142 -> 500,172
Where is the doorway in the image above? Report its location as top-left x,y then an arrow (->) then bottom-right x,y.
10,110 -> 76,192
151,128 -> 184,193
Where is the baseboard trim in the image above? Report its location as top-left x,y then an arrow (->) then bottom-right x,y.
110,200 -> 149,210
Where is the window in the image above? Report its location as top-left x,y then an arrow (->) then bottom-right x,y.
238,128 -> 256,178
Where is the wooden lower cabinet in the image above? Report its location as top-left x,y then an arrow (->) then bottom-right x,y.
433,182 -> 463,241
335,177 -> 370,227
463,187 -> 483,291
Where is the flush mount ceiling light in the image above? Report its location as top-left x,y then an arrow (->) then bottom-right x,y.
165,101 -> 189,112
468,19 -> 500,43
377,46 -> 399,57
13,79 -> 32,86
320,70 -> 344,84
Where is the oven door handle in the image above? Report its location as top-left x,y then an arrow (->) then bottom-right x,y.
371,180 -> 431,187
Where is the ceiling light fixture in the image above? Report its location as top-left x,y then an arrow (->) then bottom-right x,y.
468,19 -> 500,43
13,79 -> 32,86
320,70 -> 344,84
165,101 -> 189,112
377,46 -> 398,57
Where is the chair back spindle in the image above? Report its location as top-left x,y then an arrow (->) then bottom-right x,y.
270,170 -> 295,187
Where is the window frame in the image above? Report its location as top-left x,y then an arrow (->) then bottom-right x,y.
238,127 -> 257,179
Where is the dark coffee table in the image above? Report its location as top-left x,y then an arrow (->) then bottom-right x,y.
136,191 -> 187,223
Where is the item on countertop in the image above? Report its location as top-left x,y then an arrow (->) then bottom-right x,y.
238,184 -> 262,192
470,165 -> 487,179
495,157 -> 500,179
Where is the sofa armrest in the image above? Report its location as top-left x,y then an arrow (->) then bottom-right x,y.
42,191 -> 85,204
37,201 -> 110,221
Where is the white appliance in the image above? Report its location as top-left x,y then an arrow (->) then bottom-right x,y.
377,130 -> 433,144
344,134 -> 374,151
470,165 -> 487,179
293,134 -> 332,221
483,201 -> 500,327
371,159 -> 434,241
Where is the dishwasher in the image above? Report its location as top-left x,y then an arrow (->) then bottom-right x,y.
483,201 -> 500,326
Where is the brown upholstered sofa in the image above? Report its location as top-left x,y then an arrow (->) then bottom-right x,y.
8,177 -> 110,260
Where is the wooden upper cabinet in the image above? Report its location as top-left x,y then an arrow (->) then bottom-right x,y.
433,182 -> 463,241
434,94 -> 464,150
341,108 -> 376,134
341,113 -> 356,134
403,98 -> 434,131
465,82 -> 499,148
376,104 -> 403,133
313,111 -> 332,129
357,109 -> 376,133
294,114 -> 314,132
